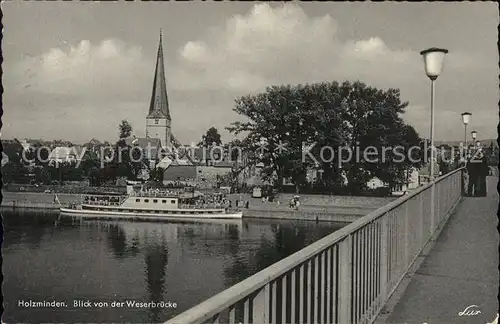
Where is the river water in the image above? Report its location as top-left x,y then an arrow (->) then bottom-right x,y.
1,210 -> 345,323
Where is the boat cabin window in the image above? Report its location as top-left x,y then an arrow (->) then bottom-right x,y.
136,199 -> 140,202
145,199 -> 149,203
171,200 -> 176,204
153,199 -> 158,203
162,200 -> 166,203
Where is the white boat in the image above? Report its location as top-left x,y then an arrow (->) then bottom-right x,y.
59,188 -> 243,220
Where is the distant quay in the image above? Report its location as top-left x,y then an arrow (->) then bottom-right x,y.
233,192 -> 393,222
1,201 -> 60,210
1,192 -> 81,211
1,191 -> 394,222
243,208 -> 363,223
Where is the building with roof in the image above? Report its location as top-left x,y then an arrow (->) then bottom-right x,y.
48,147 -> 80,164
128,31 -> 199,172
124,136 -> 162,168
134,32 -> 249,188
145,30 -> 173,150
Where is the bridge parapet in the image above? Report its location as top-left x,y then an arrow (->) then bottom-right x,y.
165,168 -> 464,324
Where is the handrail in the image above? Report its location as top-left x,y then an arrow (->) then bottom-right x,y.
81,193 -> 125,198
164,167 -> 464,324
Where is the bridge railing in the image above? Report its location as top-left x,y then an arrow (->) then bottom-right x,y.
165,168 -> 464,324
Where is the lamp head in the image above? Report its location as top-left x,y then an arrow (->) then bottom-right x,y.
420,47 -> 449,80
471,130 -> 477,140
461,112 -> 471,125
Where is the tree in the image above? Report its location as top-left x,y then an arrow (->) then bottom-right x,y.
150,167 -> 164,183
1,162 -> 24,184
119,120 -> 133,139
88,166 -> 101,186
199,127 -> 222,147
227,81 -> 423,194
114,145 -> 149,181
80,150 -> 100,177
227,83 -> 346,193
113,120 -> 150,181
34,166 -> 52,185
2,139 -> 24,165
61,160 -> 84,181
225,139 -> 243,162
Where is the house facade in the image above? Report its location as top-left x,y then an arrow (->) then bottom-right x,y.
366,168 -> 420,195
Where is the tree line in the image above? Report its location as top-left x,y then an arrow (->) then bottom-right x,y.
225,80 -> 424,194
4,79 -> 473,194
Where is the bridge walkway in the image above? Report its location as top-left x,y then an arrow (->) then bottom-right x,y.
378,176 -> 499,324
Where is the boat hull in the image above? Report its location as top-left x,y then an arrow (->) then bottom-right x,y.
59,207 -> 243,220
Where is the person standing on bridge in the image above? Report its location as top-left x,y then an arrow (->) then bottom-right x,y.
466,154 -> 479,196
476,151 -> 489,197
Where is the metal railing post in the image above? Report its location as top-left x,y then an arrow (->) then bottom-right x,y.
162,169 -> 465,324
338,235 -> 352,323
419,192 -> 424,250
404,201 -> 410,267
253,284 -> 270,324
379,215 -> 388,308
460,169 -> 465,196
430,183 -> 436,232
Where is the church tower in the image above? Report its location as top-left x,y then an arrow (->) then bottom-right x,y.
146,30 -> 171,149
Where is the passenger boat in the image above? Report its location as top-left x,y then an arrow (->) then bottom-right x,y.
59,187 -> 243,220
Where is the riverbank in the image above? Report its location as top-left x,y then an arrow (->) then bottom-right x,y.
1,201 -> 60,210
232,192 -> 392,221
243,208 -> 362,223
1,191 -> 394,222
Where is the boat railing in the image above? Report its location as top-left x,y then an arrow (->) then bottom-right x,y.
179,204 -> 225,210
83,200 -> 122,206
130,190 -> 182,198
81,194 -> 124,206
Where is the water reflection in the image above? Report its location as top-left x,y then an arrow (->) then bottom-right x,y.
107,224 -> 141,258
2,210 -> 345,323
222,222 -> 330,287
3,212 -> 69,249
144,235 -> 169,322
107,224 -> 128,258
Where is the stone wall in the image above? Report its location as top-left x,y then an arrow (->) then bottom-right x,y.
163,165 -> 197,182
1,192 -> 82,210
229,193 -> 395,208
196,166 -> 232,187
242,208 -> 360,223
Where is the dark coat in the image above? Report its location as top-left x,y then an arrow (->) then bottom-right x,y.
479,156 -> 490,176
466,159 -> 481,177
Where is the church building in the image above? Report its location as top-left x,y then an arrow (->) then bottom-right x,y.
131,31 -> 234,187
128,31 -> 189,169
145,30 -> 173,149
124,30 -> 204,172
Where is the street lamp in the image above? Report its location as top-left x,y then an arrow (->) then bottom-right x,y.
420,47 -> 448,181
461,112 -> 471,156
471,130 -> 477,151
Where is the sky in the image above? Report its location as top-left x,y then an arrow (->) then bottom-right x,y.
2,2 -> 498,145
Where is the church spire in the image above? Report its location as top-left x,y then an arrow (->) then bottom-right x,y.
148,30 -> 171,120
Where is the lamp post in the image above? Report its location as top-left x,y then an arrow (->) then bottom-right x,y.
420,47 -> 448,181
421,47 -> 448,232
461,112 -> 471,157
471,130 -> 477,153
297,119 -> 303,194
